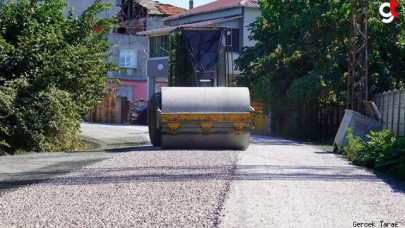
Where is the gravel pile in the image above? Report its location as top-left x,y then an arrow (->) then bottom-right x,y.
0,149 -> 237,227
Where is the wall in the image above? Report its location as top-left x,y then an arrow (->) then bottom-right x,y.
243,7 -> 260,47
64,0 -> 121,18
107,33 -> 149,80
146,16 -> 165,30
375,89 -> 405,136
107,15 -> 164,79
117,81 -> 147,101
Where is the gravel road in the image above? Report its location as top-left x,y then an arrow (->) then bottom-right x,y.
0,123 -> 149,196
0,149 -> 237,227
219,136 -> 405,227
1,124 -> 404,227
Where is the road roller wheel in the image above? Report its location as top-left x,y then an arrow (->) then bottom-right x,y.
148,93 -> 161,147
159,87 -> 253,150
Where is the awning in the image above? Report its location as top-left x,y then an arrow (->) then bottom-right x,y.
136,15 -> 242,36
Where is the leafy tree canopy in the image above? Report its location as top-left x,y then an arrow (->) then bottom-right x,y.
0,0 -> 118,154
236,0 -> 405,139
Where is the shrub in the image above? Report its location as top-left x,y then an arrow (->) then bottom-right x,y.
0,83 -> 17,155
375,136 -> 405,180
343,128 -> 405,181
0,0 -> 118,154
342,128 -> 365,164
10,87 -> 82,152
361,130 -> 395,168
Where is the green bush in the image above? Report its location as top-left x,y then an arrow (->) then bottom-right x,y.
342,128 -> 365,164
235,1 -> 405,140
343,129 -> 405,181
0,0 -> 118,154
375,136 -> 405,180
0,83 -> 17,155
361,130 -> 395,168
10,87 -> 82,152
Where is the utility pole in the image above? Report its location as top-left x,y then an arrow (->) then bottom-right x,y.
347,0 -> 369,113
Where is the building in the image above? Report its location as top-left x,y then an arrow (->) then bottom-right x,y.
64,0 -> 121,18
62,0 -> 185,123
108,0 -> 185,102
138,0 -> 260,98
65,0 -> 184,103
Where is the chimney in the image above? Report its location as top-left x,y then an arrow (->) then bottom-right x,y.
189,0 -> 194,9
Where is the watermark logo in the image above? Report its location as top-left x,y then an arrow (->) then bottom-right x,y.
379,0 -> 400,23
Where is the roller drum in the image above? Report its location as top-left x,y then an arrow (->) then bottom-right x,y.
161,87 -> 251,113
159,87 -> 253,150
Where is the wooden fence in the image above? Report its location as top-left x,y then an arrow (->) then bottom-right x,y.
374,89 -> 405,136
317,106 -> 345,139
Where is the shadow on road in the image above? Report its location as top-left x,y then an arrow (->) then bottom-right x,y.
2,142 -> 404,196
250,135 -> 303,146
105,145 -> 157,153
0,158 -> 107,195
32,159 -> 404,194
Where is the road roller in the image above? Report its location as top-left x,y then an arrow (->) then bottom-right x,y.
148,27 -> 254,150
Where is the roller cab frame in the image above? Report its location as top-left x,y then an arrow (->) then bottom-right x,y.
148,27 -> 254,150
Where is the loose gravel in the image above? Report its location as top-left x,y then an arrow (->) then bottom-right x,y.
219,136 -> 405,227
1,134 -> 405,227
0,148 -> 237,227
0,123 -> 149,197
0,152 -> 115,196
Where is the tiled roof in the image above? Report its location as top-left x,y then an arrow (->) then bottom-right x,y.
136,0 -> 161,15
163,0 -> 259,21
240,0 -> 260,6
155,3 -> 186,16
124,0 -> 185,16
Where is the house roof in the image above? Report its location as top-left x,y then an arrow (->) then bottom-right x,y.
133,0 -> 160,15
123,0 -> 185,16
137,15 -> 242,36
163,0 -> 259,21
155,3 -> 186,15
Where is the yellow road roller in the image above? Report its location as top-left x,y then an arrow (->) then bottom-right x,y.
148,27 -> 254,150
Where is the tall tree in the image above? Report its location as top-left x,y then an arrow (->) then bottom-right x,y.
236,0 -> 404,139
0,0 -> 118,154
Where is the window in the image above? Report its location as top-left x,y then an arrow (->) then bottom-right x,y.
115,0 -> 122,6
119,49 -> 137,68
226,29 -> 240,52
150,35 -> 169,58
117,85 -> 134,101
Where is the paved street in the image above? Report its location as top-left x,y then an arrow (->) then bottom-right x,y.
0,124 -> 404,227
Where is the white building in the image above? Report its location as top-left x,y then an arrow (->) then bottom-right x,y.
138,0 -> 261,97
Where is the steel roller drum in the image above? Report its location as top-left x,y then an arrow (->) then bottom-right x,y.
159,87 -> 253,150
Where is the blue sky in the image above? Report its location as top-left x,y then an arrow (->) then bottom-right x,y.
156,0 -> 214,10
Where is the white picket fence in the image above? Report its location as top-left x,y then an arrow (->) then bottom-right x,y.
374,89 -> 405,136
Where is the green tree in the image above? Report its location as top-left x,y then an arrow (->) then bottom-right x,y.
236,0 -> 405,139
0,0 -> 118,154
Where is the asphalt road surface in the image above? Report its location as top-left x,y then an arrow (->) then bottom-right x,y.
0,123 -> 404,227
